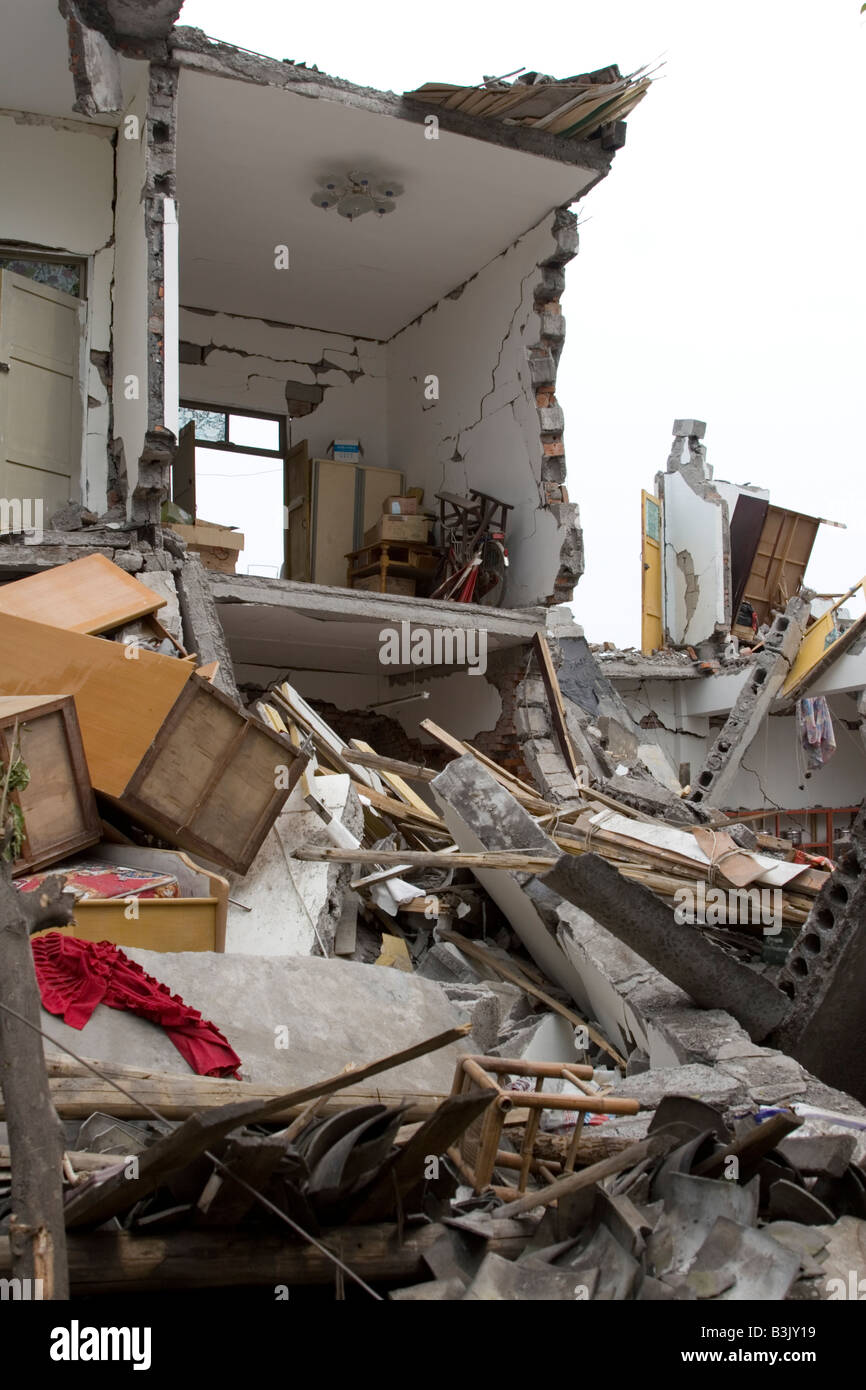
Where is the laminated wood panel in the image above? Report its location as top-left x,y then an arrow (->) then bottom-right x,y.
0,553 -> 165,634
0,612 -> 193,796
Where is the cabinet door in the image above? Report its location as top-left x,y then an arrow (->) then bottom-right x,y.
0,269 -> 84,520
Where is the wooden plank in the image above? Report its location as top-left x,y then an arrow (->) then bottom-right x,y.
62,1023 -> 470,1229
341,747 -> 437,783
272,681 -> 378,788
37,896 -> 221,953
352,782 -> 445,829
494,1131 -> 681,1218
0,611 -> 192,796
0,553 -> 165,634
440,929 -> 626,1069
296,846 -> 556,872
0,1223 -> 531,1294
532,633 -> 580,779
349,738 -> 433,815
8,1074 -> 445,1124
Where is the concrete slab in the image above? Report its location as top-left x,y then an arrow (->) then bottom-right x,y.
40,949 -> 470,1093
223,774 -> 361,957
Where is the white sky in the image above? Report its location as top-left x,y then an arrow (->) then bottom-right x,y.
178,0 -> 866,640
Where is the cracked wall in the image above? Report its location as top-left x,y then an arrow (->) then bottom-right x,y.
386,208 -> 581,609
178,307 -> 388,461
660,465 -> 730,647
0,108 -> 114,513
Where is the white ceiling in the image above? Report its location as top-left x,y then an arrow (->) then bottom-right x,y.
0,0 -> 141,124
176,69 -> 597,340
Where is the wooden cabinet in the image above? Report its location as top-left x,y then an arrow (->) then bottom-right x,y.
0,694 -> 101,875
284,440 -> 403,586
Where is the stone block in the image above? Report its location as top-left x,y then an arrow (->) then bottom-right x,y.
672,419 -> 706,439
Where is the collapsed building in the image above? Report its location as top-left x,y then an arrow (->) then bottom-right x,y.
0,1 -> 864,1305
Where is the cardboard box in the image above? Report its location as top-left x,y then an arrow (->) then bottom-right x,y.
363,514 -> 431,546
382,495 -> 418,515
327,439 -> 362,463
167,521 -> 245,575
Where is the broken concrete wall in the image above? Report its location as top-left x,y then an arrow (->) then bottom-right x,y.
40,947 -> 470,1094
615,669 -> 866,811
112,66 -> 150,513
178,307 -> 389,462
0,110 -> 115,514
222,774 -> 362,957
660,467 -> 729,648
688,597 -> 810,807
774,803 -> 866,1103
386,209 -> 581,608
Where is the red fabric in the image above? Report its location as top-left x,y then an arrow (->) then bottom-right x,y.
32,933 -> 241,1078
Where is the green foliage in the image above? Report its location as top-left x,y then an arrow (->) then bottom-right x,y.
0,757 -> 30,862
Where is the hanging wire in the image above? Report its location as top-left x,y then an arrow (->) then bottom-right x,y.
0,997 -> 382,1299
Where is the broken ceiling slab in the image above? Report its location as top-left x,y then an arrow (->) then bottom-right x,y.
404,67 -> 651,143
430,755 -> 593,1013
210,572 -> 544,678
40,949 -> 471,1094
542,852 -> 791,1042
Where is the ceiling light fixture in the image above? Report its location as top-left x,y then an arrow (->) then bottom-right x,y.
311,170 -> 404,220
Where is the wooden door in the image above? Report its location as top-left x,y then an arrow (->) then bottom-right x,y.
0,269 -> 84,519
173,419 -> 196,517
641,490 -> 663,653
284,439 -> 311,580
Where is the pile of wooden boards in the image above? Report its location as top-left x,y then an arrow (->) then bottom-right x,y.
0,556 -> 308,950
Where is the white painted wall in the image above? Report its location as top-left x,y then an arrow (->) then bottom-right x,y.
112,72 -> 150,510
0,110 -> 114,511
292,667 -> 502,745
617,676 -> 866,812
387,216 -> 556,607
661,469 -> 729,646
178,306 -> 388,463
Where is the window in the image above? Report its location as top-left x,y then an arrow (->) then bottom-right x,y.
175,404 -> 286,577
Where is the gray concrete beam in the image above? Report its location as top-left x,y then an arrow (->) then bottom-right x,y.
175,553 -> 241,702
686,596 -> 810,807
773,802 -> 866,1104
542,852 -> 791,1042
210,573 -> 545,643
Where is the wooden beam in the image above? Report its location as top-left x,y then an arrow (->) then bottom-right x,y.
532,633 -> 580,779
0,1223 -> 527,1294
62,1023 -> 470,1230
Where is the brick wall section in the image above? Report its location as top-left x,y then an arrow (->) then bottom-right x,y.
528,207 -> 585,606
471,646 -> 536,785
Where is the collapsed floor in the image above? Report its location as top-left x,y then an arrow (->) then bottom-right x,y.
1,535 -> 865,1303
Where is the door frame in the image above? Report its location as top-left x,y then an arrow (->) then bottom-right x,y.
0,249 -> 91,513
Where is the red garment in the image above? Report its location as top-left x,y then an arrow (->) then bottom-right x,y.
32,933 -> 241,1078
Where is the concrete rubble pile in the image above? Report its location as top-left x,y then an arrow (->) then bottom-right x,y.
1,550 -> 864,1302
